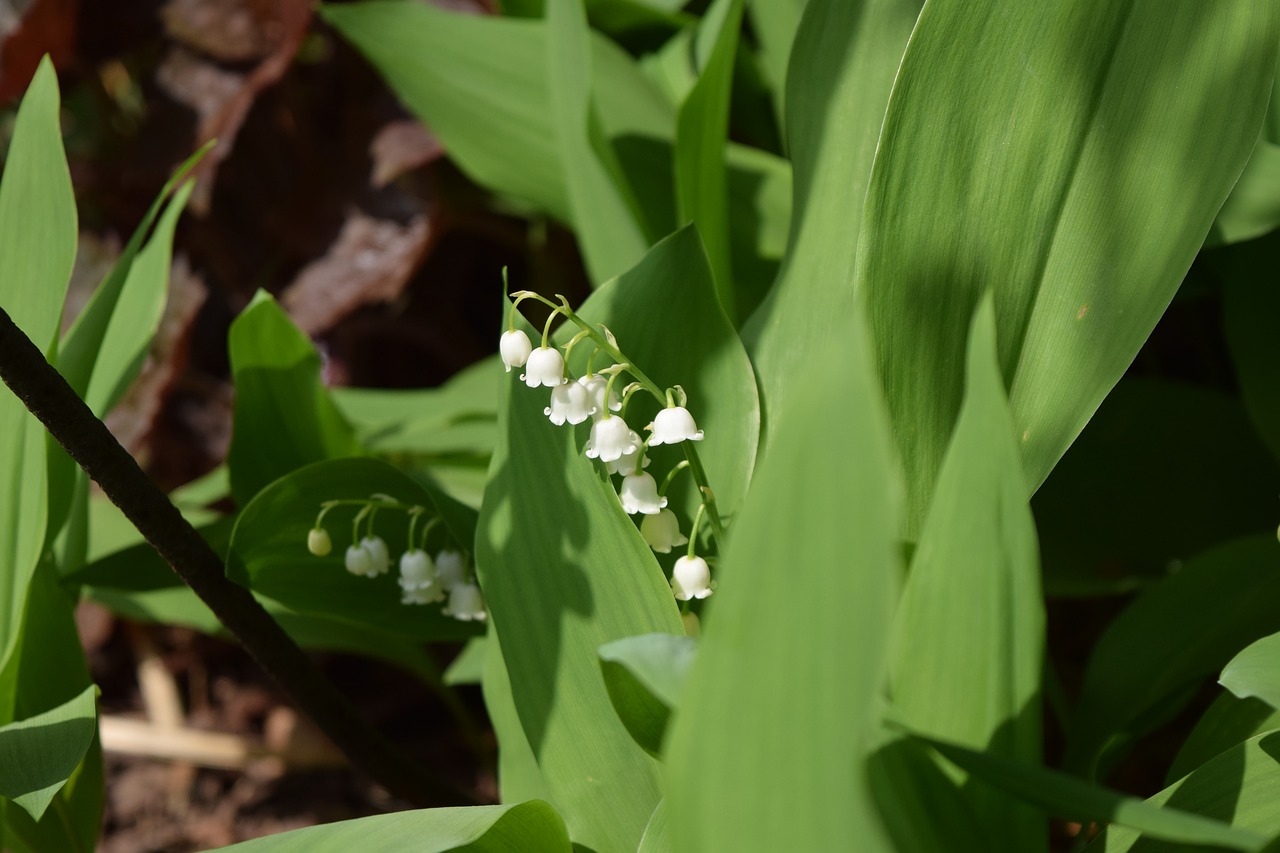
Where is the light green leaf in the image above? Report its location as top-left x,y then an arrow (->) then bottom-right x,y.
665,311 -> 900,852
1209,138 -> 1280,246
209,801 -> 571,852
0,684 -> 97,821
227,458 -> 481,642
865,730 -> 987,853
1167,693 -> 1280,786
889,297 -> 1045,849
1032,378 -> 1279,597
637,799 -> 671,853
1066,536 -> 1280,779
742,0 -> 921,430
226,291 -> 362,506
444,636 -> 488,686
0,57 -> 77,721
476,311 -> 680,849
901,727 -> 1267,852
857,0 -> 1280,533
598,633 -> 696,756
1223,632 -> 1280,711
746,0 -> 806,126
481,627 -> 552,805
1088,730 -> 1280,852
547,0 -> 649,283
675,0 -> 744,320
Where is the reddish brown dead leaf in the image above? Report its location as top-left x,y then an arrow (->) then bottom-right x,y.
161,0 -> 278,63
281,210 -> 431,336
369,119 -> 444,189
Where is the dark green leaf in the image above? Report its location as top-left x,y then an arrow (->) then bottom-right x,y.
0,684 -> 97,821
1167,693 -> 1280,786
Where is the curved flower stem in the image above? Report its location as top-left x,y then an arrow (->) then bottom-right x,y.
511,290 -> 727,549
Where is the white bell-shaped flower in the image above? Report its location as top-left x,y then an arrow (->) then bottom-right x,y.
500,330 -> 532,372
400,549 -> 445,605
359,536 -> 391,575
435,549 -> 467,590
578,374 -> 621,419
545,380 -> 595,425
445,582 -> 487,621
345,543 -> 376,577
649,406 -> 704,445
307,527 -> 332,556
586,415 -> 641,463
641,509 -> 688,553
619,472 -> 667,515
521,346 -> 566,388
672,555 -> 713,600
605,434 -> 649,475
402,586 -> 445,605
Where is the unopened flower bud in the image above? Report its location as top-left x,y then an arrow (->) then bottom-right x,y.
307,527 -> 332,556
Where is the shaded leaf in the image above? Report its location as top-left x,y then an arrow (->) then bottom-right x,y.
0,684 -> 97,821
1167,693 -> 1280,786
1222,632 -> 1280,711
598,633 -> 696,756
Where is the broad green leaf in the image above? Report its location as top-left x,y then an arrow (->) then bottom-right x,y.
1208,138 -> 1280,247
66,515 -> 233,591
0,57 -> 76,719
4,738 -> 103,853
1032,378 -> 1279,597
444,636 -> 488,686
1066,536 -> 1280,779
1223,632 -> 1280,711
226,291 -> 361,506
547,0 -> 649,283
745,0 -> 806,126
0,684 -> 97,821
227,458 -> 480,642
866,730 -> 987,853
665,312 -> 900,852
1088,730 -> 1280,852
598,633 -> 696,756
1167,693 -> 1280,786
889,298 -> 1045,849
481,627 -> 552,805
1219,230 -> 1280,464
476,313 -> 681,849
857,0 -> 1280,533
742,0 -> 920,431
902,728 -> 1267,852
637,799 -> 671,853
675,0 -> 744,320
210,801 -> 571,852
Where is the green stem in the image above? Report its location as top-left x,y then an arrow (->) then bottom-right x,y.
687,502 -> 707,560
683,444 -> 725,544
659,460 -> 690,496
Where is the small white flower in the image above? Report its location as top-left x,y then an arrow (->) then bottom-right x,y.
619,472 -> 667,515
672,555 -> 713,600
545,380 -> 595,425
500,330 -> 533,372
435,549 -> 467,590
307,528 -> 332,556
578,374 -> 621,419
359,536 -> 391,575
586,415 -> 641,463
605,433 -> 649,475
445,582 -> 487,621
641,509 -> 688,553
521,346 -> 566,388
398,548 -> 439,590
402,586 -> 445,605
345,544 -> 375,577
649,406 -> 704,445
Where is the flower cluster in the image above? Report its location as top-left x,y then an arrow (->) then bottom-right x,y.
502,289 -> 716,602
306,496 -> 486,621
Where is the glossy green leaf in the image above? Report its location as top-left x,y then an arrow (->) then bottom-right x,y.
742,0 -> 921,429
1066,536 -> 1280,779
890,298 -> 1044,849
210,801 -> 571,852
856,0 -> 1280,533
1167,693 -> 1280,786
0,57 -> 77,722
227,458 -> 480,642
902,728 -> 1266,852
1223,632 -> 1280,711
598,633 -> 696,756
675,0 -> 744,320
226,291 -> 361,506
476,308 -> 682,848
1219,230 -> 1280,464
665,312 -> 900,851
547,0 -> 648,283
0,684 -> 97,821
481,627 -> 552,805
1088,729 -> 1280,852
1032,378 -> 1279,597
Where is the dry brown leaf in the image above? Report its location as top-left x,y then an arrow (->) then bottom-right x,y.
369,119 -> 444,188
281,210 -> 431,335
161,0 -> 278,63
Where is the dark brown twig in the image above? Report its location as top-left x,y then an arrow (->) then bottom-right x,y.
0,305 -> 470,807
